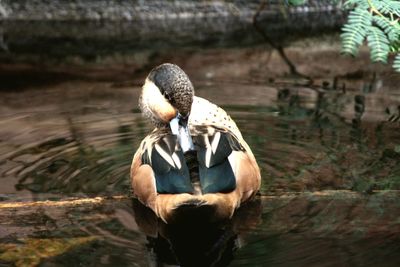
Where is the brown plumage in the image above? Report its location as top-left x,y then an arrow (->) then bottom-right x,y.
131,63 -> 261,223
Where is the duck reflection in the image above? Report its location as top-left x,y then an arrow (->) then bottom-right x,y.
132,197 -> 262,267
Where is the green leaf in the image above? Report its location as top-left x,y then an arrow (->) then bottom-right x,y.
391,40 -> 400,52
394,53 -> 400,72
373,16 -> 400,42
343,0 -> 369,9
342,0 -> 400,71
287,0 -> 307,5
372,0 -> 400,17
367,25 -> 390,63
341,9 -> 372,56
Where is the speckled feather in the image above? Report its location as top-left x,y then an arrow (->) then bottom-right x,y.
136,96 -> 244,162
189,96 -> 243,141
131,63 -> 261,223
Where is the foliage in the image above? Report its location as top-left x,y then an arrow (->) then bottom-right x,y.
394,53 -> 400,70
286,0 -> 307,5
340,0 -> 400,71
0,237 -> 96,267
288,0 -> 400,71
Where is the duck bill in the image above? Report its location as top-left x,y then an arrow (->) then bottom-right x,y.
170,116 -> 194,153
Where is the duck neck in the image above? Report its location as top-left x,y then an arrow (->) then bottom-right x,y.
169,115 -> 194,153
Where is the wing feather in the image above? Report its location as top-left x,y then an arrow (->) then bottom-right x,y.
141,134 -> 194,194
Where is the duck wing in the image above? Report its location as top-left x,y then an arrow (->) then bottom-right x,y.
193,127 -> 244,194
141,134 -> 194,194
139,126 -> 244,195
138,94 -> 254,196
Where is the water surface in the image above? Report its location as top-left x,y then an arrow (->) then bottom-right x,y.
0,64 -> 400,266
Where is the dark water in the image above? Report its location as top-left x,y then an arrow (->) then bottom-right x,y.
0,67 -> 400,266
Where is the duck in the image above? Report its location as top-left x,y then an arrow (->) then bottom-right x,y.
130,63 -> 261,223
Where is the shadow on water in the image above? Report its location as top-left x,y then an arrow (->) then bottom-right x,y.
132,198 -> 262,267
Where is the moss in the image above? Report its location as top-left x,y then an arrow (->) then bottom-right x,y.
0,237 -> 97,267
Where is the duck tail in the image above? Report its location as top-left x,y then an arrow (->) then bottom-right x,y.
155,192 -> 238,224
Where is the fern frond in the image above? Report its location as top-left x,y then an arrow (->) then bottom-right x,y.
287,0 -> 307,6
391,40 -> 400,52
342,0 -> 400,71
394,54 -> 400,72
367,25 -> 390,63
341,9 -> 372,56
343,0 -> 369,9
372,0 -> 400,17
373,16 -> 400,42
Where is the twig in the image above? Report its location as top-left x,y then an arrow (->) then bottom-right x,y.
252,0 -> 309,79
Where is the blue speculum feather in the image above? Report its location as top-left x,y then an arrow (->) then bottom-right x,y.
142,130 -> 240,194
142,135 -> 193,194
199,159 -> 236,194
195,132 -> 237,193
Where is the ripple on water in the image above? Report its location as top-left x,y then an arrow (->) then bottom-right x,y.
0,120 -> 148,198
0,83 -> 148,199
1,81 -> 400,198
1,192 -> 399,266
0,79 -> 400,266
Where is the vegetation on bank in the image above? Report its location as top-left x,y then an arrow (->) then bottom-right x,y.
290,0 -> 400,72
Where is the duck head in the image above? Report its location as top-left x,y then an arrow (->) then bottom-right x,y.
139,63 -> 195,151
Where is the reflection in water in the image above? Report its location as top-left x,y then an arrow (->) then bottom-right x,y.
133,199 -> 262,266
132,198 -> 262,267
1,78 -> 399,200
1,193 -> 399,266
0,69 -> 400,265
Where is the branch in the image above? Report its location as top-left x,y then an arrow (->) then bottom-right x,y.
252,0 -> 309,78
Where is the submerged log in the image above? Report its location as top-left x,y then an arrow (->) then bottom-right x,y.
0,0 -> 346,59
1,191 -> 399,239
0,191 -> 399,266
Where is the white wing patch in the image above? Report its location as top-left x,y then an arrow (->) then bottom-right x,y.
153,143 -> 182,170
211,131 -> 221,154
204,135 -> 212,168
228,152 -> 237,174
155,144 -> 175,168
171,153 -> 182,169
204,132 -> 223,168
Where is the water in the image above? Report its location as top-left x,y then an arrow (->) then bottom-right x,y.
1,63 -> 400,266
